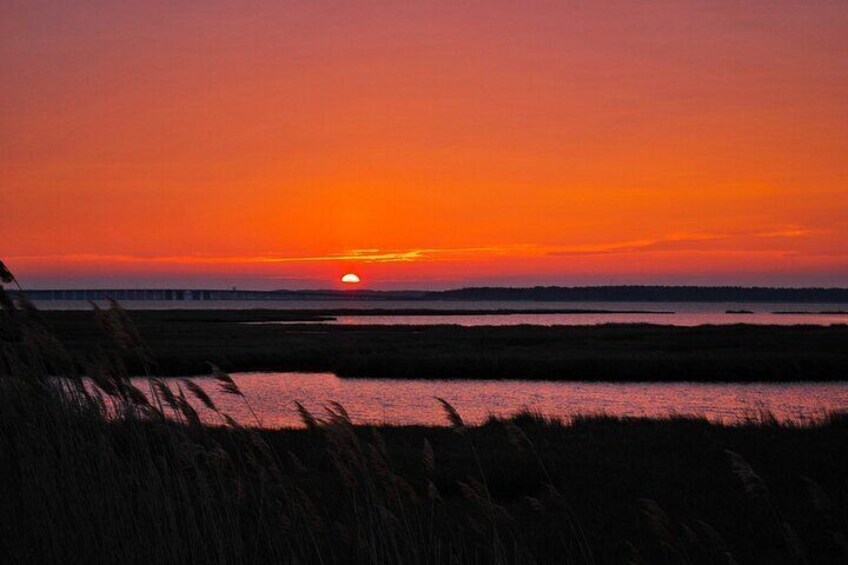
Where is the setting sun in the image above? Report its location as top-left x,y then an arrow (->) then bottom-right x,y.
3,2 -> 847,290
341,273 -> 361,284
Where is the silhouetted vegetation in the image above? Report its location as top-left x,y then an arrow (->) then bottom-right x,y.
35,309 -> 848,380
2,289 -> 848,563
427,285 -> 848,303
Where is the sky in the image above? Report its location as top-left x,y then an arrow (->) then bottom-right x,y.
2,1 -> 847,290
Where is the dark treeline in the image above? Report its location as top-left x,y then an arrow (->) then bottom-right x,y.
426,285 -> 848,303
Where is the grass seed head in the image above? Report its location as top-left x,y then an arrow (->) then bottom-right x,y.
436,397 -> 465,430
181,379 -> 217,412
210,364 -> 242,396
294,401 -> 319,430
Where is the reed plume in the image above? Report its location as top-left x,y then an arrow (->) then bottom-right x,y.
181,378 -> 217,412
436,397 -> 465,430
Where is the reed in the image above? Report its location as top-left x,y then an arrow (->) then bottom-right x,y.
1,278 -> 847,564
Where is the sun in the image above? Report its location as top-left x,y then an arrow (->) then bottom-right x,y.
341,273 -> 361,284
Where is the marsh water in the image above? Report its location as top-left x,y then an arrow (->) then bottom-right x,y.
35,299 -> 848,326
43,299 -> 848,426
305,309 -> 848,326
135,373 -> 848,428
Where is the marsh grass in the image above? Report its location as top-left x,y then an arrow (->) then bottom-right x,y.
1,287 -> 593,564
2,282 -> 848,564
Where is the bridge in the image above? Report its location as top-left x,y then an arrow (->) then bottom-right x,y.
18,289 -> 279,301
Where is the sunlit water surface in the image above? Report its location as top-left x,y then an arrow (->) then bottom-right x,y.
39,299 -> 848,325
326,311 -> 848,326
132,373 -> 848,428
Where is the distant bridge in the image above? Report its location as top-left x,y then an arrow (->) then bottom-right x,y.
18,289 -> 287,301
13,288 -> 415,301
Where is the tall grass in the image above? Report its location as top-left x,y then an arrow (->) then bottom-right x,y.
0,286 -> 595,564
2,281 -> 847,563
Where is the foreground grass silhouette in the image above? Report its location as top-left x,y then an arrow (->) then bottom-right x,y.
2,291 -> 847,564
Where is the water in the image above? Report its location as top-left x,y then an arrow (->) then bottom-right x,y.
48,298 -> 848,427
138,373 -> 848,428
35,299 -> 848,326
323,309 -> 848,326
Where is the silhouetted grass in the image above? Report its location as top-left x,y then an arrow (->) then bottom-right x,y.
2,291 -> 848,563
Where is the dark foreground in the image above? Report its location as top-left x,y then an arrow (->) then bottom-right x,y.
41,309 -> 848,380
3,383 -> 847,564
3,297 -> 848,564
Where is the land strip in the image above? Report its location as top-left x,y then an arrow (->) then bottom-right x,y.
37,309 -> 848,381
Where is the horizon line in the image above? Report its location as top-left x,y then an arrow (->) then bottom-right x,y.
12,284 -> 848,293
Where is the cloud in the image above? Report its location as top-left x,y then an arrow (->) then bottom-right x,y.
9,227 -> 816,267
546,233 -> 728,256
754,228 -> 813,238
7,245 -> 534,266
546,227 -> 816,257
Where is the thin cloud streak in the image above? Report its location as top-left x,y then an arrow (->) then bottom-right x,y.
8,245 -> 541,266
8,228 -> 820,267
547,228 -> 815,257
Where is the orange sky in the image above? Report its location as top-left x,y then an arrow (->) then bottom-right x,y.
2,1 -> 847,289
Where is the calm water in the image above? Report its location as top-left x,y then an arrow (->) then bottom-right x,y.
135,373 -> 848,428
327,310 -> 848,326
38,299 -> 848,326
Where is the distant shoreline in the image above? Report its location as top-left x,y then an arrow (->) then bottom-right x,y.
773,310 -> 848,315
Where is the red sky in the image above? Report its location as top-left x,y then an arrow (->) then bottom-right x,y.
3,1 -> 847,289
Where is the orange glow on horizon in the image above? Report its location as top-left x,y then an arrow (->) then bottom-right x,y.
2,2 -> 847,289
